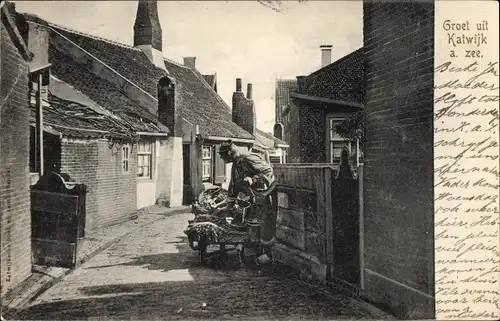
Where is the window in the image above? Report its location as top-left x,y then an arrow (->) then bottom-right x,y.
202,146 -> 212,181
269,156 -> 282,164
122,145 -> 130,173
137,141 -> 154,179
329,118 -> 352,163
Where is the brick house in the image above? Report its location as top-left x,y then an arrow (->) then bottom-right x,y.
282,46 -> 364,163
12,10 -> 171,235
0,1 -> 33,297
17,0 -> 256,209
362,2 -> 435,319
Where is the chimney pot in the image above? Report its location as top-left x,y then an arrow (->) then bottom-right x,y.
247,83 -> 253,100
183,57 -> 196,69
236,78 -> 242,92
320,45 -> 332,68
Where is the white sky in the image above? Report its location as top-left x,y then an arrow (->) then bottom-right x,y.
13,1 -> 363,132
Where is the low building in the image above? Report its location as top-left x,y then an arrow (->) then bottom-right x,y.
0,1 -> 33,297
17,0 -> 255,209
253,129 -> 288,164
14,10 -> 171,233
283,46 -> 364,163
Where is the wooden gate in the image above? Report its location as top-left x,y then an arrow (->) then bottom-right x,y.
330,149 -> 361,293
31,173 -> 86,268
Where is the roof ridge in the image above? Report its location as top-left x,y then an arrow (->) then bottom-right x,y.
255,127 -> 288,145
49,21 -> 141,51
163,57 -> 187,69
49,26 -> 158,105
308,46 -> 364,77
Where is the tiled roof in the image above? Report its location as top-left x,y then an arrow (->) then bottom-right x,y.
254,128 -> 288,150
299,47 -> 364,105
48,43 -> 169,135
30,93 -> 138,140
48,24 -> 253,140
164,60 -> 253,139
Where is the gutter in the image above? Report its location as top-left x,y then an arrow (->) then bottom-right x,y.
206,136 -> 255,144
137,132 -> 169,137
276,143 -> 289,148
290,92 -> 364,109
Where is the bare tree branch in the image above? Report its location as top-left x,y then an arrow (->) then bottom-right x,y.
256,0 -> 307,12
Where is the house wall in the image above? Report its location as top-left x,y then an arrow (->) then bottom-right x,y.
0,21 -> 32,297
136,139 -> 157,209
267,147 -> 287,164
136,137 -> 171,209
60,138 -> 137,233
363,2 -> 435,319
286,98 -> 327,163
299,103 -> 326,163
282,103 -> 301,163
154,138 -> 171,206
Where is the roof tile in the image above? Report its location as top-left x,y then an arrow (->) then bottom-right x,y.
49,24 -> 253,140
300,48 -> 364,105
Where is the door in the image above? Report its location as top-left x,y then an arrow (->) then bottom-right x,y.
30,172 -> 86,268
331,149 -> 360,288
183,144 -> 192,204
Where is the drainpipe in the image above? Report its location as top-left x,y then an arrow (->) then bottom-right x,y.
36,73 -> 44,176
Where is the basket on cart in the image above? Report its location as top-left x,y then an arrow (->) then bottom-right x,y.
184,184 -> 264,265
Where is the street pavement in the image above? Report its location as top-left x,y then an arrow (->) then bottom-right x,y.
13,212 -> 391,320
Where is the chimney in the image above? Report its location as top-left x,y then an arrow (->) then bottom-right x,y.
236,78 -> 242,92
183,57 -> 196,69
157,76 -> 181,137
273,123 -> 284,141
320,45 -> 332,68
246,83 -> 253,100
296,76 -> 306,93
134,0 -> 166,71
232,78 -> 256,136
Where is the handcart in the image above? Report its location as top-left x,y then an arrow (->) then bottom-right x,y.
184,181 -> 274,268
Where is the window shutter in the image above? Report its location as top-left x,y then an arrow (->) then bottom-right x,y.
214,144 -> 226,184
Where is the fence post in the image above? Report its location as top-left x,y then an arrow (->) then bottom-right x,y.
358,163 -> 365,290
324,167 -> 334,280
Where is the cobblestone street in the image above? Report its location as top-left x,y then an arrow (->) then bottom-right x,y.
12,212 -> 390,320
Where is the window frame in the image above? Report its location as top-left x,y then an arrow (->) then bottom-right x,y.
328,117 -> 352,164
122,144 -> 130,174
201,145 -> 213,182
137,140 -> 154,180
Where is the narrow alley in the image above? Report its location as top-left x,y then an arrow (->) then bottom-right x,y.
11,211 -> 389,320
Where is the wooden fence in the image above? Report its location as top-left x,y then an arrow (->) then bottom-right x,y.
272,150 -> 363,293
